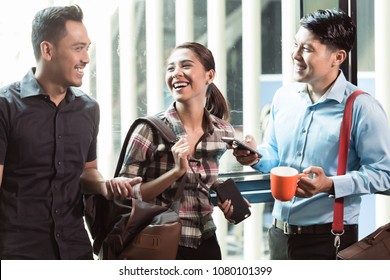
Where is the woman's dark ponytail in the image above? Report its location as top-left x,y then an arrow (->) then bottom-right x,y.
206,83 -> 230,121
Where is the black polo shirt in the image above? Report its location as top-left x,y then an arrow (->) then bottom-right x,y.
0,69 -> 99,259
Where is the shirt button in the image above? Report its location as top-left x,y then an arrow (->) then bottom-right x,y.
58,135 -> 62,139
297,152 -> 302,157
56,233 -> 60,238
57,161 -> 62,166
302,129 -> 306,133
55,209 -> 60,214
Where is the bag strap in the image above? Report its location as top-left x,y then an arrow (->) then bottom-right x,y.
188,158 -> 211,191
114,115 -> 177,177
332,90 -> 365,250
114,115 -> 188,203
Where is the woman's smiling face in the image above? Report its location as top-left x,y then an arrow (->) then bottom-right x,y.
165,48 -> 214,103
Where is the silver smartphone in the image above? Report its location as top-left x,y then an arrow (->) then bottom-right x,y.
221,136 -> 262,158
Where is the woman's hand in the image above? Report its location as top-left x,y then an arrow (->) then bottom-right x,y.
217,196 -> 251,223
217,198 -> 234,222
171,137 -> 191,176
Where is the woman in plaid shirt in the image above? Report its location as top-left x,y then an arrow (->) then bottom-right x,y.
120,42 -> 235,259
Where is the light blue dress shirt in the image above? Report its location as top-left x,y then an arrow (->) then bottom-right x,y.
252,71 -> 390,225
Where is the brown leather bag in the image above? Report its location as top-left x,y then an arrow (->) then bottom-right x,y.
95,193 -> 184,260
84,116 -> 184,260
337,222 -> 390,260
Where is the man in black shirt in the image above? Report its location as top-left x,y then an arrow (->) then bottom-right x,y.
0,5 -> 141,259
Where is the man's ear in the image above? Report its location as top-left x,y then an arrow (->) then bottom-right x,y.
40,41 -> 54,61
333,49 -> 347,66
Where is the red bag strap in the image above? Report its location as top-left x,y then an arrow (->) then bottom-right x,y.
332,90 -> 365,233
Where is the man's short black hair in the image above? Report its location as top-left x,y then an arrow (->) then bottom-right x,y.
31,5 -> 84,60
300,9 -> 356,53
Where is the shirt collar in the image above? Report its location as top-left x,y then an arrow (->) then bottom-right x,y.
164,102 -> 216,137
296,70 -> 348,104
326,70 -> 348,103
20,68 -> 86,99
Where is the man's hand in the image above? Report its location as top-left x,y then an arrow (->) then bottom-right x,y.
296,166 -> 334,198
231,135 -> 260,166
104,177 -> 142,200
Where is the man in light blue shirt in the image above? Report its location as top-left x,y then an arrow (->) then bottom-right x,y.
230,9 -> 390,259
